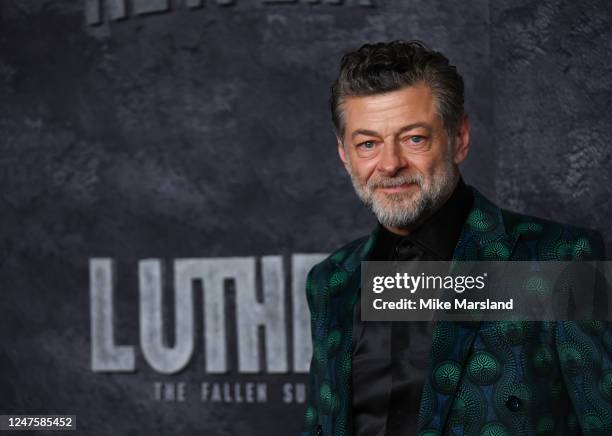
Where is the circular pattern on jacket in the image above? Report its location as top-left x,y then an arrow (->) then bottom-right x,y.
327,329 -> 342,356
599,369 -> 612,402
432,360 -> 461,395
539,240 -> 573,260
319,381 -> 338,415
573,237 -> 593,259
430,322 -> 456,361
447,384 -> 485,428
480,422 -> 508,436
303,404 -> 317,430
532,344 -> 553,376
495,321 -> 527,345
558,342 -> 585,375
482,241 -> 511,260
329,269 -> 349,294
467,351 -> 501,385
468,209 -> 496,232
417,382 -> 437,425
581,412 -> 604,433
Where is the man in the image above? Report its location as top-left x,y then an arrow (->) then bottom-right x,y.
301,40 -> 609,436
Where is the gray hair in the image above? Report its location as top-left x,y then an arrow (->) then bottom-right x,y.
330,40 -> 465,141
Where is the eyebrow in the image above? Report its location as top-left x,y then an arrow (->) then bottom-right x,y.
350,122 -> 432,140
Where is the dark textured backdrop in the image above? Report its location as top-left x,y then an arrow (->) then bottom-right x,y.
1,1 -> 610,435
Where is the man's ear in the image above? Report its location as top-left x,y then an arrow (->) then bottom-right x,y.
337,136 -> 349,168
452,114 -> 471,165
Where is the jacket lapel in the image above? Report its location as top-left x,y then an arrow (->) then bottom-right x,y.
329,225 -> 380,318
323,227 -> 379,435
417,188 -> 521,433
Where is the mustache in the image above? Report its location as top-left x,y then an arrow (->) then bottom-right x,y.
367,174 -> 424,189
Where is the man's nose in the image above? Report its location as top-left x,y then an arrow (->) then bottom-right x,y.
377,141 -> 406,176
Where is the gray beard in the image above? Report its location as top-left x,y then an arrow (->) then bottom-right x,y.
347,157 -> 459,228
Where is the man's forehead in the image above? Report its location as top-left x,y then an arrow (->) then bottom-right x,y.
342,84 -> 441,136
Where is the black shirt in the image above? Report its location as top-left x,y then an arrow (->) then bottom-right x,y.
352,177 -> 474,436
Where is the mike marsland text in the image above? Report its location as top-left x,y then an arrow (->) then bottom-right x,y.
372,297 -> 514,311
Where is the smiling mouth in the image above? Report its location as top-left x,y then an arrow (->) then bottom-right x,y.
378,183 -> 417,193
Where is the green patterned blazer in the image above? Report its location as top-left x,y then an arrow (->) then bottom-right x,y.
301,186 -> 608,436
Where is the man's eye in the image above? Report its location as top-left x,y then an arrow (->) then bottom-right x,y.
409,136 -> 425,144
359,141 -> 376,149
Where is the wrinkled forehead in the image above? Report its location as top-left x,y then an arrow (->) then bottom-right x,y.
340,84 -> 443,140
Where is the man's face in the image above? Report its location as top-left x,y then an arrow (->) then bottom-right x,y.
337,83 -> 470,234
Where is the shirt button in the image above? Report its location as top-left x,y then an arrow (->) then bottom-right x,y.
316,424 -> 323,436
505,395 -> 522,411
